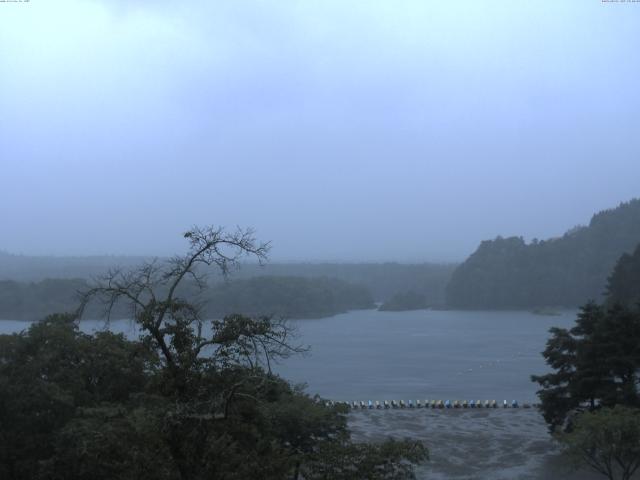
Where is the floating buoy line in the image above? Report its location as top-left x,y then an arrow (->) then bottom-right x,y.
328,399 -> 538,410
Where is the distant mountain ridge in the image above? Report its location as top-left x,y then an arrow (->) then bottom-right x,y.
446,199 -> 640,309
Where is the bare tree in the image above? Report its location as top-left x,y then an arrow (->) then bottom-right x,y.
78,225 -> 304,392
562,406 -> 640,480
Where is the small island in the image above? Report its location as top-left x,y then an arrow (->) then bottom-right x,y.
378,290 -> 429,311
530,308 -> 562,317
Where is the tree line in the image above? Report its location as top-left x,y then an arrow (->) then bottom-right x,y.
533,243 -> 640,480
0,275 -> 374,321
0,227 -> 427,480
446,199 -> 640,309
0,251 -> 456,305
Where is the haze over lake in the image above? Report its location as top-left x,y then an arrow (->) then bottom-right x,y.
2,1 -> 639,478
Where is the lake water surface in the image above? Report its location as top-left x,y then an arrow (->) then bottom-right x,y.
0,309 -> 576,403
277,308 -> 576,403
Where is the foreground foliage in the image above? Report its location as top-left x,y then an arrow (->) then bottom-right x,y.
0,226 -> 426,479
532,303 -> 640,430
532,245 -> 640,431
560,406 -> 640,480
534,247 -> 640,479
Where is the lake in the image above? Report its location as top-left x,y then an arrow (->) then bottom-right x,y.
4,309 -> 606,479
277,308 -> 576,404
0,309 -> 575,403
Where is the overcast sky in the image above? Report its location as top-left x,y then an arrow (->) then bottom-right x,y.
0,1 -> 638,262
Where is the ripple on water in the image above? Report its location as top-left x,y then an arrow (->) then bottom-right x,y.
348,409 -> 602,480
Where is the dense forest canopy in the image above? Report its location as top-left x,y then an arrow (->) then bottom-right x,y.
0,278 -> 87,321
446,199 -> 640,309
0,256 -> 456,320
206,276 -> 374,319
606,243 -> 640,309
0,253 -> 456,304
238,263 -> 456,304
0,276 -> 374,321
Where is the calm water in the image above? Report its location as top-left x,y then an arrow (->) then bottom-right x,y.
276,309 -> 577,403
0,309 -> 576,403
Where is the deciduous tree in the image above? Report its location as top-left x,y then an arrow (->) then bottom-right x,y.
560,406 -> 640,480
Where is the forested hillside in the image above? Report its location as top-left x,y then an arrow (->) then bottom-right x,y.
0,276 -> 374,321
206,276 -> 374,319
0,252 -> 455,304
229,263 -> 456,304
446,199 -> 640,308
0,279 -> 87,321
606,243 -> 640,308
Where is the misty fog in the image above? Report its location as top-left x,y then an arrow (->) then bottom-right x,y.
2,2 -> 640,480
1,1 -> 638,261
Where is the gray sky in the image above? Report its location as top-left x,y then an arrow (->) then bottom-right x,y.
1,1 -> 638,262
